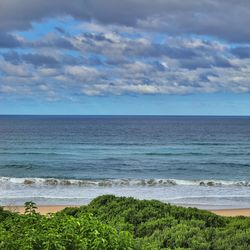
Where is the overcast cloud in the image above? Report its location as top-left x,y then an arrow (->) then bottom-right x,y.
0,0 -> 249,100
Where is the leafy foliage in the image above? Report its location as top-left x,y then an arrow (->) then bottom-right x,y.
24,201 -> 38,215
1,195 -> 250,249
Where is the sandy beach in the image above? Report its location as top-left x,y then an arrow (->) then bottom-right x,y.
4,205 -> 79,215
211,208 -> 250,217
3,205 -> 250,217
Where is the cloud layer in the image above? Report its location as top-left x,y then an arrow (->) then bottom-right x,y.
1,0 -> 250,42
0,1 -> 250,100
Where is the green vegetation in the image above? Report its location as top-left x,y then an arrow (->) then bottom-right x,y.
1,195 -> 250,249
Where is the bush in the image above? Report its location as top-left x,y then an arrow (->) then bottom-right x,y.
0,209 -> 133,249
1,195 -> 250,249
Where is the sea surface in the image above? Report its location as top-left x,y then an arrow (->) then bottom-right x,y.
0,115 -> 250,209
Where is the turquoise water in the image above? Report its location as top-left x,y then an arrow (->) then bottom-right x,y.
0,116 -> 250,208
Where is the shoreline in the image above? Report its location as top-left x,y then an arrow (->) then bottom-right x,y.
3,205 -> 79,215
3,205 -> 250,217
211,208 -> 250,217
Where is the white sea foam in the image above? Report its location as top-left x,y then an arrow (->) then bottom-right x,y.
0,176 -> 250,187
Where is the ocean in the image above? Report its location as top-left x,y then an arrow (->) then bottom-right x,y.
0,115 -> 250,209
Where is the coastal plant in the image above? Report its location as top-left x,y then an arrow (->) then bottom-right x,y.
0,210 -> 134,250
24,201 -> 38,215
1,195 -> 250,249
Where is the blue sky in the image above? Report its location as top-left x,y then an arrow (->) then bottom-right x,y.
0,1 -> 250,115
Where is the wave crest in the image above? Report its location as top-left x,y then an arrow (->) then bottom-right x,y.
0,177 -> 250,187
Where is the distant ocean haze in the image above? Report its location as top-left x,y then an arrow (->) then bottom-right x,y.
0,115 -> 250,209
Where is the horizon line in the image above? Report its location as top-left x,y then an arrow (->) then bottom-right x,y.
0,114 -> 250,117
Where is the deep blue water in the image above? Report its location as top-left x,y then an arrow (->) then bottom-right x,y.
0,115 -> 250,208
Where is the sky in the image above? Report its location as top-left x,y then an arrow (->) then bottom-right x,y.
0,0 -> 250,115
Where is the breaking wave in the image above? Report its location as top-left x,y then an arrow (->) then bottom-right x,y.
0,177 -> 250,187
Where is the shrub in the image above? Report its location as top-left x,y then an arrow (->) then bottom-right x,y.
1,195 -> 250,249
0,210 -> 134,249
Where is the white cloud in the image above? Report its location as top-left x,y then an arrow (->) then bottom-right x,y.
65,65 -> 102,82
0,60 -> 31,77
